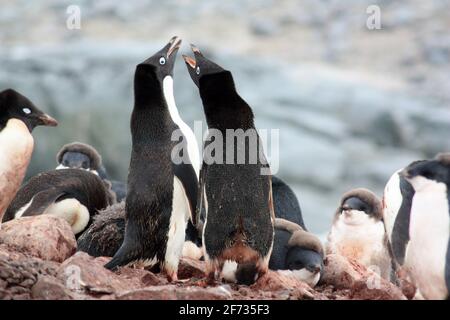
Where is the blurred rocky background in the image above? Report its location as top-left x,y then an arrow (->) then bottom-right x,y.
1,0 -> 449,236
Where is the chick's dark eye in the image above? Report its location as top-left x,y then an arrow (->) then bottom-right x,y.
82,162 -> 89,169
159,57 -> 166,65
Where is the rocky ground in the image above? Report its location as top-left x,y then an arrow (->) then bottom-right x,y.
0,215 -> 409,300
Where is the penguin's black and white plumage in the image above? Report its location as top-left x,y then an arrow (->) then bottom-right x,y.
77,176 -> 298,261
0,89 -> 57,224
183,45 -> 274,285
382,165 -> 418,268
269,218 -> 324,287
394,154 -> 450,299
326,188 -> 391,280
104,37 -> 199,282
272,176 -> 305,229
3,169 -> 115,235
56,141 -> 127,202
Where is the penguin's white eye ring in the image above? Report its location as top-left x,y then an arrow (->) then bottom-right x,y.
196,66 -> 200,75
159,57 -> 166,65
22,107 -> 31,114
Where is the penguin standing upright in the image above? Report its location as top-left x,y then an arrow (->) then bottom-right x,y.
183,45 -> 274,285
56,141 -> 127,202
0,89 -> 57,224
326,188 -> 392,280
397,153 -> 450,299
104,37 -> 198,282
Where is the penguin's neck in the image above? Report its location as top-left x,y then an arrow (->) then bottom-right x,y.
163,76 -> 182,124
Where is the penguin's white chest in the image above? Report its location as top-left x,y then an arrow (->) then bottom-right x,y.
0,119 -> 34,218
163,76 -> 200,176
327,211 -> 389,272
405,177 -> 449,299
383,170 -> 403,242
164,176 -> 190,274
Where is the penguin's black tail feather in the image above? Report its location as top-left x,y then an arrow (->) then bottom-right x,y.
235,262 -> 259,285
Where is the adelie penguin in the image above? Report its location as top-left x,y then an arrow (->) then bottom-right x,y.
183,45 -> 274,285
104,37 -> 199,282
326,188 -> 392,280
269,218 -> 324,287
78,175 -> 300,260
56,141 -> 127,202
394,154 -> 450,300
3,169 -> 115,236
0,89 -> 57,225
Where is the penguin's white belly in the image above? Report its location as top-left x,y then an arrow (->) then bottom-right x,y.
383,170 -> 403,242
327,213 -> 390,278
405,182 -> 449,300
164,176 -> 190,274
0,119 -> 34,221
277,269 -> 321,288
44,199 -> 90,235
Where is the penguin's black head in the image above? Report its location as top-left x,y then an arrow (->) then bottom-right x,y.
402,154 -> 450,187
286,247 -> 323,274
0,89 -> 58,132
182,44 -> 226,88
338,188 -> 382,220
134,36 -> 182,87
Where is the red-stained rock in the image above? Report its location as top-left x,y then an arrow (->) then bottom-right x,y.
58,252 -> 135,295
0,215 -> 76,263
31,276 -> 73,300
115,285 -> 231,300
321,254 -> 405,300
178,257 -> 205,279
251,270 -> 315,299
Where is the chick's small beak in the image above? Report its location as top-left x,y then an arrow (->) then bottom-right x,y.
167,36 -> 182,58
182,54 -> 196,69
39,114 -> 58,127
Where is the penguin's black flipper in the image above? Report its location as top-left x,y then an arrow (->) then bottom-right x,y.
20,188 -> 66,217
173,162 -> 198,226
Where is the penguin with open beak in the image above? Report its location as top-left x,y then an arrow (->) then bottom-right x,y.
104,37 -> 198,282
183,45 -> 274,285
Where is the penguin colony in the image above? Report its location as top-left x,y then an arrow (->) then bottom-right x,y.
0,37 -> 448,298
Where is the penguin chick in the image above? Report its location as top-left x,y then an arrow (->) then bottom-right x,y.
3,169 -> 115,236
327,188 -> 391,280
399,153 -> 450,299
0,88 -> 57,224
56,142 -> 127,202
77,202 -> 126,257
269,218 -> 324,287
183,45 -> 274,285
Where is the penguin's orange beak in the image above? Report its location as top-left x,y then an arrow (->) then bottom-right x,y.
182,54 -> 196,69
167,36 -> 182,58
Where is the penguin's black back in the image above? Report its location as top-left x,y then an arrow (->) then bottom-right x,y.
272,176 -> 305,229
3,169 -> 114,223
200,71 -> 273,260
